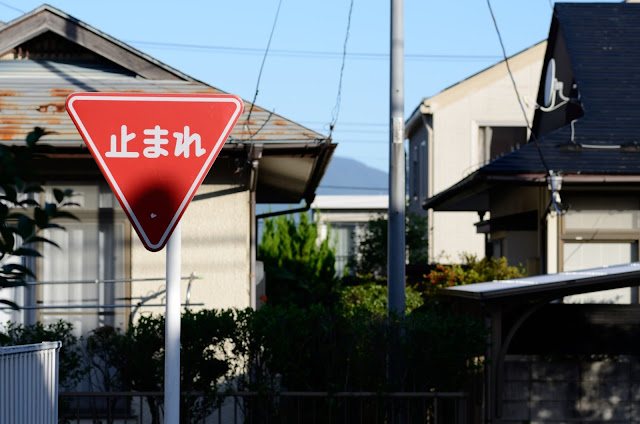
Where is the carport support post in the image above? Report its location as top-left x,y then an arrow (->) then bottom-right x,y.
165,222 -> 181,423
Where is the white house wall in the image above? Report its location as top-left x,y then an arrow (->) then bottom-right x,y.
426,43 -> 544,264
131,183 -> 250,318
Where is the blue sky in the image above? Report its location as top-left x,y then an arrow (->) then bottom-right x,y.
2,0 -> 621,173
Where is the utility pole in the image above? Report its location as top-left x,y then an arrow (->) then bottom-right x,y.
388,1 -> 407,414
388,0 -> 405,317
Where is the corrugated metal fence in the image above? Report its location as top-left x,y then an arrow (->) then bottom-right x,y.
0,341 -> 61,424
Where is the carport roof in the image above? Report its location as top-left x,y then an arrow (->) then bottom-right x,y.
443,262 -> 640,303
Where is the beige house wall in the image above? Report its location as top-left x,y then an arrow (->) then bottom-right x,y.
424,42 -> 545,264
130,183 -> 250,319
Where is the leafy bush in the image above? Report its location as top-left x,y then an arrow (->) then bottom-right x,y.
0,320 -> 84,390
0,128 -> 77,309
415,254 -> 525,299
338,282 -> 424,315
116,309 -> 240,424
404,304 -> 489,391
235,302 -> 486,393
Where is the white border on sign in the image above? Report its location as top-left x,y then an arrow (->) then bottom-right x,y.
66,94 -> 243,251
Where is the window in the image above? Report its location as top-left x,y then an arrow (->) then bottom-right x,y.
561,195 -> 640,304
330,223 -> 357,277
478,126 -> 527,166
36,183 -> 129,336
419,141 -> 428,203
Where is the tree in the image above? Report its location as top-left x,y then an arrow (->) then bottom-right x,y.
350,211 -> 428,278
0,128 -> 76,309
258,212 -> 337,306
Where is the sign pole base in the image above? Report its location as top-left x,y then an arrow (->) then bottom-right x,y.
165,222 -> 181,423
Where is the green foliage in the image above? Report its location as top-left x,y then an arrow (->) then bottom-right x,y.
417,254 -> 526,299
351,211 -> 429,278
0,128 -> 77,309
404,304 -> 489,391
338,282 -> 424,315
0,320 -> 85,390
258,212 -> 337,306
235,303 -> 486,393
236,303 -> 389,393
2,304 -> 488,421
115,310 -> 241,424
84,326 -> 128,392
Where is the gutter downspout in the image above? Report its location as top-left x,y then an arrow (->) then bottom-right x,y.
249,145 -> 263,310
255,200 -> 313,220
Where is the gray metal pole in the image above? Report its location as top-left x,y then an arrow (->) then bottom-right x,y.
165,222 -> 181,423
388,0 -> 406,317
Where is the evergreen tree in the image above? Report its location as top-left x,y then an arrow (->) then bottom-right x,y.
351,212 -> 428,278
258,212 -> 337,306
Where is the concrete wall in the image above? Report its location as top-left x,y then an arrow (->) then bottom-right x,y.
502,355 -> 640,423
131,183 -> 250,318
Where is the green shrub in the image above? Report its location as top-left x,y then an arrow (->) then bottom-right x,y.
0,320 -> 84,390
338,282 -> 424,315
416,254 -> 525,299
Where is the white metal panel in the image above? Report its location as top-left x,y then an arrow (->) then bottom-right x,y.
0,342 -> 60,424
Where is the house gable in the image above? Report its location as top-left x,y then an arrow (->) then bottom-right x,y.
0,4 -> 189,80
531,17 -> 582,139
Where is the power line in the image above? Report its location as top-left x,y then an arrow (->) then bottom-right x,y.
126,40 -> 501,62
0,1 -> 24,14
300,120 -> 387,127
486,0 -> 563,215
245,0 -> 283,141
329,0 -> 354,137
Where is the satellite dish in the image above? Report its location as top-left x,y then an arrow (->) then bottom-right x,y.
543,58 -> 556,108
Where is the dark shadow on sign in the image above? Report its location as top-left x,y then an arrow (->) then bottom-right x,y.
129,184 -> 177,248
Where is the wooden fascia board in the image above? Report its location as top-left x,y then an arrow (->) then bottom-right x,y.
42,12 -> 181,80
424,41 -> 547,111
0,12 -> 50,56
0,8 -> 186,81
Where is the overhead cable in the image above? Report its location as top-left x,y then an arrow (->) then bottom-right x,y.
127,40 -> 500,62
244,0 -> 283,141
486,0 -> 563,215
329,0 -> 354,137
0,1 -> 24,14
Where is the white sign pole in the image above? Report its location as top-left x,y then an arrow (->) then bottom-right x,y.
165,222 -> 181,423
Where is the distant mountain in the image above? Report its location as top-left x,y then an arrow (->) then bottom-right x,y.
317,156 -> 388,195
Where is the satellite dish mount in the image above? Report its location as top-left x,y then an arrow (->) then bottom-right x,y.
541,58 -> 570,112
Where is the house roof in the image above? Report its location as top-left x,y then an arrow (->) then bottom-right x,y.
425,2 -> 640,211
0,4 -> 335,204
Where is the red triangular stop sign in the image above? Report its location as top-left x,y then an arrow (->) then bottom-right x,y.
66,93 -> 244,252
